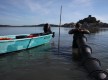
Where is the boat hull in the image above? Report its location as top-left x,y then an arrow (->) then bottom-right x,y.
0,34 -> 53,54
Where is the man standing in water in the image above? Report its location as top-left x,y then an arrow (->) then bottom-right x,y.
68,23 -> 90,60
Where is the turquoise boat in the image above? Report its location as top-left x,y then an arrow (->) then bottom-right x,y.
0,33 -> 54,54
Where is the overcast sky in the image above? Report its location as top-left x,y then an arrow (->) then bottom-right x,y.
0,0 -> 108,25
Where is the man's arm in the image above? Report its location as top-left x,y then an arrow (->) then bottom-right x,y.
68,29 -> 74,34
81,29 -> 90,34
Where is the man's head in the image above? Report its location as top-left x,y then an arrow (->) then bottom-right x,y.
75,23 -> 82,29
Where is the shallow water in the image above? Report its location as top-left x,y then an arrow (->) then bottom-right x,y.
0,27 -> 108,80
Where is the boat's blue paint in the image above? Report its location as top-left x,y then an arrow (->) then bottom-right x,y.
0,33 -> 53,54
28,34 -> 52,48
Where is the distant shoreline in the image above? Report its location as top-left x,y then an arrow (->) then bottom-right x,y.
0,24 -> 59,27
0,23 -> 108,28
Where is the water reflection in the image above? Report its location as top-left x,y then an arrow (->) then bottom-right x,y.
0,27 -> 108,80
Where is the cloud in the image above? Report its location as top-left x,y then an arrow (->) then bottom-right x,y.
94,15 -> 108,23
24,0 -> 54,14
62,0 -> 95,23
0,0 -> 108,25
0,11 -> 23,20
68,0 -> 93,9
73,0 -> 92,6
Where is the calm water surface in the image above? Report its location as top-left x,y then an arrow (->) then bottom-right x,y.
0,27 -> 108,80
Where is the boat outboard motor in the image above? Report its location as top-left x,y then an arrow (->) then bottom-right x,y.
52,32 -> 55,38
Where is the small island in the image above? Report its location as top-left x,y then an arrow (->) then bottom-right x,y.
62,15 -> 108,28
61,15 -> 108,33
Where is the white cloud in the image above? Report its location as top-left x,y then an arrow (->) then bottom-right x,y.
24,0 -> 54,14
63,0 -> 95,23
94,15 -> 108,23
73,0 -> 92,6
0,11 -> 23,20
68,0 -> 93,8
1,0 -> 108,25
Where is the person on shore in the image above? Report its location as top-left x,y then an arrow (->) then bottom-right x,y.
43,23 -> 52,33
68,23 -> 90,60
